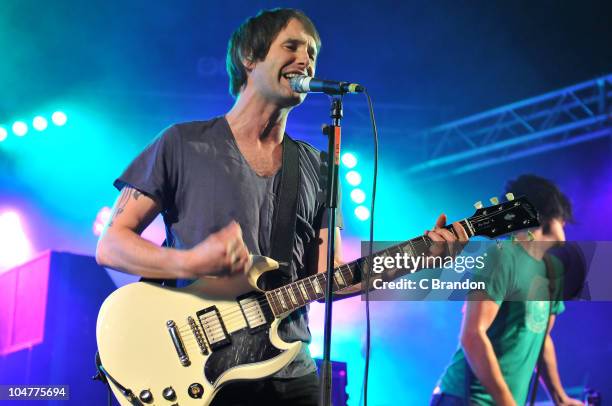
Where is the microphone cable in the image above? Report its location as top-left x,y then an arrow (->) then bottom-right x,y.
362,89 -> 379,406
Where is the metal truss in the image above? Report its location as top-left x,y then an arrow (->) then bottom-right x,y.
405,74 -> 612,178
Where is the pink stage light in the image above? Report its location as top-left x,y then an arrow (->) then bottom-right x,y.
0,251 -> 50,355
0,211 -> 34,272
93,206 -> 112,236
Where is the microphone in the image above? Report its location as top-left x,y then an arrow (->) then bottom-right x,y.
289,75 -> 365,95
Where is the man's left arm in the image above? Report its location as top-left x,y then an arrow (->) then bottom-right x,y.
539,315 -> 584,406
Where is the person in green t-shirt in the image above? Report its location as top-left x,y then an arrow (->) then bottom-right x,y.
431,175 -> 583,406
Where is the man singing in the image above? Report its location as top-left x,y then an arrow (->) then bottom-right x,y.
97,8 -> 464,404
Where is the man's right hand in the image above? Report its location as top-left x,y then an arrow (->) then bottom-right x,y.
182,221 -> 252,278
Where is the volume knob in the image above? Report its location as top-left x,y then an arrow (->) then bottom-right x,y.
163,386 -> 177,401
139,389 -> 153,403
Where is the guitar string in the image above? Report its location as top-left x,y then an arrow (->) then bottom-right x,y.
174,253 -> 394,333
175,268 -> 357,336
180,264 -> 515,343
174,229 -> 475,334
177,276 -> 335,337
175,206 -> 526,335
173,235 -> 476,348
175,274 -> 332,335
150,208 -> 527,355
176,240 -> 433,336
177,236 -> 447,334
174,260 -> 368,334
180,300 -> 273,334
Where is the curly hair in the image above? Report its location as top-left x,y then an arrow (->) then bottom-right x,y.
505,174 -> 573,232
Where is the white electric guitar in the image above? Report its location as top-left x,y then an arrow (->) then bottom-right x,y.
96,195 -> 538,405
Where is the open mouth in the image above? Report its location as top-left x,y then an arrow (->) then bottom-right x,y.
281,72 -> 308,84
282,72 -> 303,80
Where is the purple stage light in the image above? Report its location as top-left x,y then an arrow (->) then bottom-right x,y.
0,211 -> 34,272
0,251 -> 50,355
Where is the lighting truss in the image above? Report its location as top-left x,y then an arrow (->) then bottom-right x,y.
404,74 -> 612,179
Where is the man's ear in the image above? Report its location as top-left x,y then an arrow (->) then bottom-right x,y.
243,56 -> 256,72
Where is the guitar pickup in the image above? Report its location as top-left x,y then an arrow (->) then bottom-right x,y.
238,293 -> 271,333
197,306 -> 230,351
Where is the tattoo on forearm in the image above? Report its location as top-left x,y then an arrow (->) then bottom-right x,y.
133,190 -> 142,200
108,187 -> 132,227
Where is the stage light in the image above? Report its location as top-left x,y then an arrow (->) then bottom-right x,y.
12,121 -> 28,137
354,205 -> 370,221
308,341 -> 322,358
341,152 -> 357,169
350,188 -> 366,204
32,116 -> 48,131
345,170 -> 362,186
0,127 -> 7,142
51,111 -> 67,126
0,211 -> 33,271
93,206 -> 112,237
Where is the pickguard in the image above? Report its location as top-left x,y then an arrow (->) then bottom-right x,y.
204,327 -> 283,385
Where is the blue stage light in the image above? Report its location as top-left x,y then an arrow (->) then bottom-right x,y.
51,111 -> 67,126
33,116 -> 48,131
341,152 -> 357,169
12,121 -> 28,137
350,188 -> 366,204
354,205 -> 370,221
345,170 -> 362,186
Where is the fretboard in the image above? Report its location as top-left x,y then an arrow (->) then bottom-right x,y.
265,219 -> 472,316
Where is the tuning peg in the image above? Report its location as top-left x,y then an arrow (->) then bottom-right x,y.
505,192 -> 515,201
474,201 -> 483,209
489,197 -> 499,205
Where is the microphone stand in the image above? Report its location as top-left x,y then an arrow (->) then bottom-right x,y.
319,96 -> 343,406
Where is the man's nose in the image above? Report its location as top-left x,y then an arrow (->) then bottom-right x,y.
295,48 -> 311,70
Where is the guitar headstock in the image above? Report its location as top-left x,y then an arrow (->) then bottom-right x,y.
468,194 -> 540,239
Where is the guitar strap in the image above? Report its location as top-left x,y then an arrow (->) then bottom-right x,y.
528,254 -> 555,405
266,135 -> 300,289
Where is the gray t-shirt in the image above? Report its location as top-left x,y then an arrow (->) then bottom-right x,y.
115,116 -> 341,378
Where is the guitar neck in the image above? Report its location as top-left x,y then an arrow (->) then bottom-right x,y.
265,218 -> 473,316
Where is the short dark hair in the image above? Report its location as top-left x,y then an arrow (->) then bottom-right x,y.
505,174 -> 574,231
226,8 -> 321,98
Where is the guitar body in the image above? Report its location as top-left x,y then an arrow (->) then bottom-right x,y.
96,257 -> 302,405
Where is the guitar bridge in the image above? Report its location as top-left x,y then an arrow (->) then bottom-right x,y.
197,306 -> 230,351
188,316 -> 209,355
